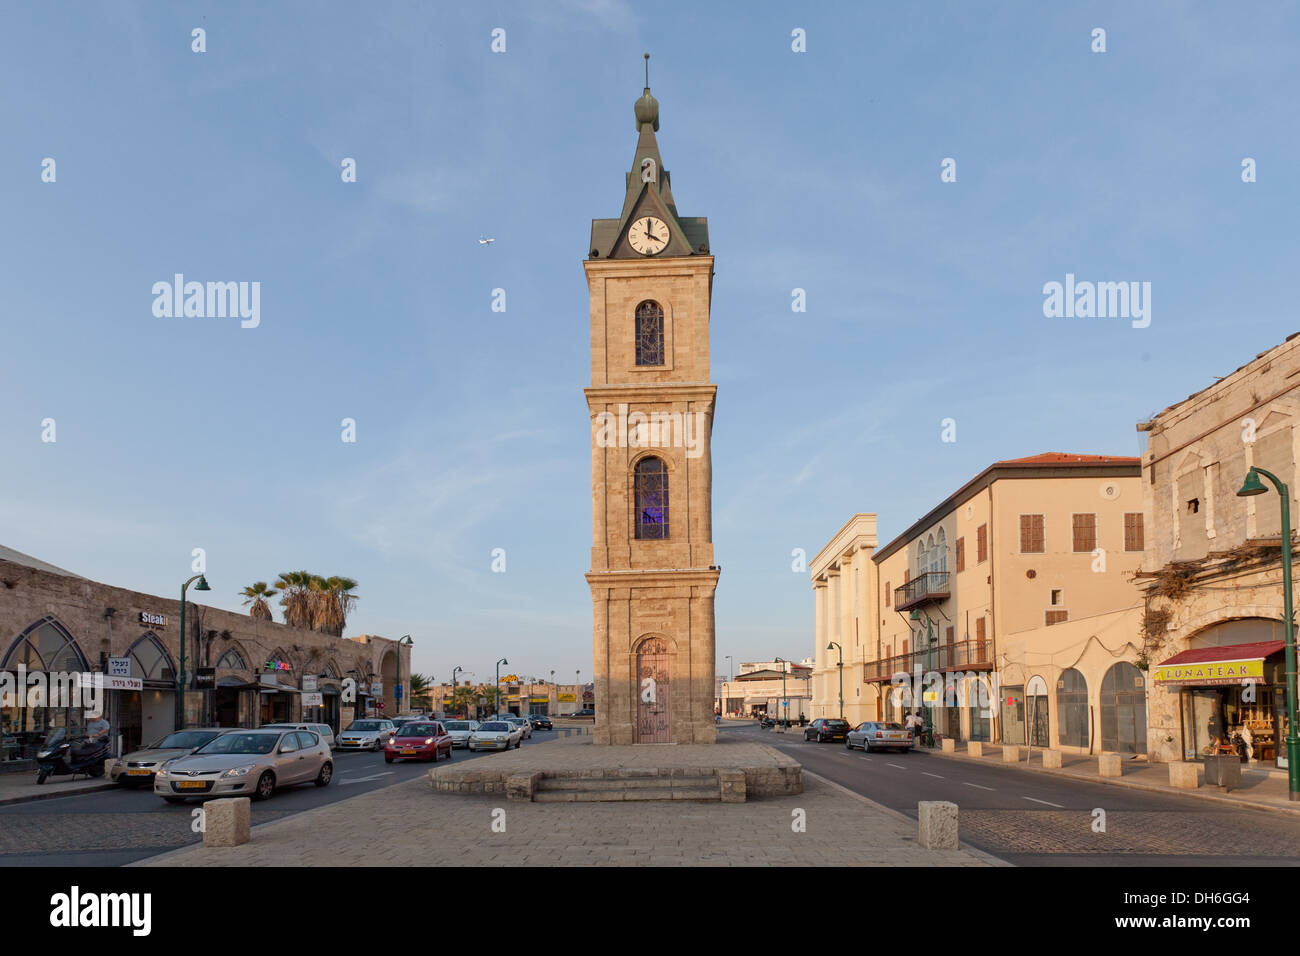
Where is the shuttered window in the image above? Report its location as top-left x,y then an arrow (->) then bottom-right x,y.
955,537 -> 965,572
1124,513 -> 1144,551
1072,513 -> 1097,553
1046,610 -> 1069,626
976,524 -> 988,563
1019,515 -> 1045,553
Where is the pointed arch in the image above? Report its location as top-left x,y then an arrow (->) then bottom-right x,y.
2,617 -> 87,672
127,632 -> 175,682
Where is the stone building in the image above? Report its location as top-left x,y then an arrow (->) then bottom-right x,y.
426,680 -> 592,718
810,455 -> 1148,754
1135,332 -> 1300,768
584,68 -> 719,744
718,660 -> 813,719
0,546 -> 409,764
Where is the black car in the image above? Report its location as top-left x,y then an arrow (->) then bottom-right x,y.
529,715 -> 553,730
804,718 -> 851,742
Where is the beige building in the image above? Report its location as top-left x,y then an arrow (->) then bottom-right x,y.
1135,332 -> 1300,768
585,73 -> 719,744
426,680 -> 591,719
0,546 -> 410,763
719,659 -> 813,719
811,455 -> 1147,753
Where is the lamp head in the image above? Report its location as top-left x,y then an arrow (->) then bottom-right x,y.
194,576 -> 211,592
909,609 -> 920,621
1237,469 -> 1268,497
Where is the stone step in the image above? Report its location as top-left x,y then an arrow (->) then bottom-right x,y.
536,775 -> 717,792
533,786 -> 721,802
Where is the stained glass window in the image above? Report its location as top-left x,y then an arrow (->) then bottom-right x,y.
635,300 -> 664,366
634,457 -> 669,539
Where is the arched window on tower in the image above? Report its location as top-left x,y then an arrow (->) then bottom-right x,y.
634,457 -> 670,539
635,300 -> 664,366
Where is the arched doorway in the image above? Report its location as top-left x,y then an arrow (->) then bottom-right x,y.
2,618 -> 89,762
1100,661 -> 1147,754
1057,668 -> 1089,749
1026,675 -> 1050,747
635,636 -> 671,743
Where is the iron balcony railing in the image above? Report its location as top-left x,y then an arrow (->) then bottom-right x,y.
862,639 -> 993,682
894,572 -> 950,612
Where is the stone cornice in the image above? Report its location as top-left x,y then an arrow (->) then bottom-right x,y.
585,384 -> 717,407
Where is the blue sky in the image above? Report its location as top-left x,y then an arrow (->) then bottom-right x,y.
1,1 -> 1297,684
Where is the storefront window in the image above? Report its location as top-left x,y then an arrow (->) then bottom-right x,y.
2,619 -> 90,762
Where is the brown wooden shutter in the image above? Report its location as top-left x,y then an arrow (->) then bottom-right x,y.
977,524 -> 988,562
1072,513 -> 1096,553
1125,513 -> 1144,551
955,537 -> 965,572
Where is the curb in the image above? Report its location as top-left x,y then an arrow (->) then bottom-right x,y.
803,769 -> 1012,867
928,749 -> 1300,817
0,781 -> 117,807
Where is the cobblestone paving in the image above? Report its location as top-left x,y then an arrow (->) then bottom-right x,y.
140,773 -> 991,867
962,808 -> 1300,857
0,809 -> 293,853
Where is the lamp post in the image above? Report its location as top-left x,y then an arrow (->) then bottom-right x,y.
176,573 -> 210,729
1237,466 -> 1300,800
395,635 -> 413,716
496,658 -> 509,717
773,657 -> 789,730
451,665 -> 463,716
827,642 -> 843,720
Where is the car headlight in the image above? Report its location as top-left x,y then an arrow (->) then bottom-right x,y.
222,766 -> 253,778
155,767 -> 169,778
425,738 -> 433,745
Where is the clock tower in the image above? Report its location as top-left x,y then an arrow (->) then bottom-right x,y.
585,59 -> 719,745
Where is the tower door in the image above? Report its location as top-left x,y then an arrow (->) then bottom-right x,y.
635,637 -> 671,743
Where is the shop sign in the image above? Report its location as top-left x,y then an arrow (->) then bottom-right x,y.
264,659 -> 291,672
370,682 -> 382,696
194,668 -> 215,689
101,676 -> 143,692
1152,659 -> 1265,686
582,690 -> 594,701
922,690 -> 939,703
259,673 -> 278,688
529,696 -> 548,703
502,674 -> 519,683
302,675 -> 318,692
558,693 -> 576,702
139,611 -> 168,628
107,657 -> 131,678
302,692 -> 323,706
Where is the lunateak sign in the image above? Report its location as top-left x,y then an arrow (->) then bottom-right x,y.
1152,659 -> 1265,687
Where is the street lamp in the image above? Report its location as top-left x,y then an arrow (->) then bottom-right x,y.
773,657 -> 789,730
827,642 -> 844,720
176,573 -> 210,729
1238,466 -> 1300,800
451,665 -> 463,716
396,635 -> 413,716
496,658 -> 509,717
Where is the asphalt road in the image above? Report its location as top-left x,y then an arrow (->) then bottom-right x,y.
730,723 -> 1300,866
0,729 -> 563,867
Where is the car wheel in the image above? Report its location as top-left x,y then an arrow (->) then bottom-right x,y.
254,770 -> 275,801
372,740 -> 381,752
315,762 -> 332,787
845,738 -> 853,750
384,755 -> 394,764
163,796 -> 187,804
444,746 -> 452,760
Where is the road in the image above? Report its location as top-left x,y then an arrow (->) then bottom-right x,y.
730,723 -> 1300,866
0,729 -> 564,867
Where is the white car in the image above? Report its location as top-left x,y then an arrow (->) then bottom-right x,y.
337,719 -> 396,752
261,722 -> 336,750
503,716 -> 532,739
468,720 -> 522,752
442,719 -> 480,748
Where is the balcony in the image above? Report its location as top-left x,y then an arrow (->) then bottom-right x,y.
894,572 -> 950,612
863,640 -> 993,683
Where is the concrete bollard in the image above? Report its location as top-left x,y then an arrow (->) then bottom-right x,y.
202,797 -> 251,847
1042,749 -> 1063,768
941,738 -> 956,753
967,741 -> 984,757
1168,761 -> 1200,790
918,801 -> 959,850
1002,745 -> 1021,763
1098,753 -> 1123,777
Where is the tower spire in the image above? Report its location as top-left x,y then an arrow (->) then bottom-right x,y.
634,54 -> 659,131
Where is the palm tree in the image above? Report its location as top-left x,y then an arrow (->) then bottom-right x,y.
240,582 -> 278,621
275,571 -> 314,629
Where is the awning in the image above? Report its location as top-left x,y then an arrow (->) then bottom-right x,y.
1153,640 -> 1285,686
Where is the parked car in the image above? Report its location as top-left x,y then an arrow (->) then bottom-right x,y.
468,720 -> 522,752
154,728 -> 332,803
803,718 -> 851,743
390,715 -> 421,732
503,715 -> 532,739
337,719 -> 397,752
260,722 -> 336,750
384,720 -> 453,763
528,715 -> 553,730
846,721 -> 914,753
110,728 -> 233,787
442,719 -> 480,748
567,709 -> 595,718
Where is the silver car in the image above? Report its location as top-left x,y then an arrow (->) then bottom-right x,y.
442,719 -> 480,748
260,722 -> 336,750
110,728 -> 234,786
468,720 -> 521,752
154,728 -> 332,802
846,721 -> 914,754
336,719 -> 396,752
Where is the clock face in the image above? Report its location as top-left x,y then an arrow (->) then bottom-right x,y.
628,216 -> 669,256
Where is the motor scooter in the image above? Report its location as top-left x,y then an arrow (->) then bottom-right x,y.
35,727 -> 109,784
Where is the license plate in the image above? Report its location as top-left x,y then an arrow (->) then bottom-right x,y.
127,769 -> 151,776
400,748 -> 416,755
176,781 -> 207,789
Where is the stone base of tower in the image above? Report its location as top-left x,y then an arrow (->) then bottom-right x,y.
587,568 -> 719,746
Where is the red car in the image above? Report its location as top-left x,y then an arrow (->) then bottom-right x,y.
383,720 -> 454,763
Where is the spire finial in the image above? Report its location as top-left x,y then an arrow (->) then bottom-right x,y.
634,54 -> 659,131
644,52 -> 650,89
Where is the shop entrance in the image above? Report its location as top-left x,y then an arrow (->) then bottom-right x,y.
1001,685 -> 1026,746
1026,675 -> 1050,747
1100,662 -> 1147,754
